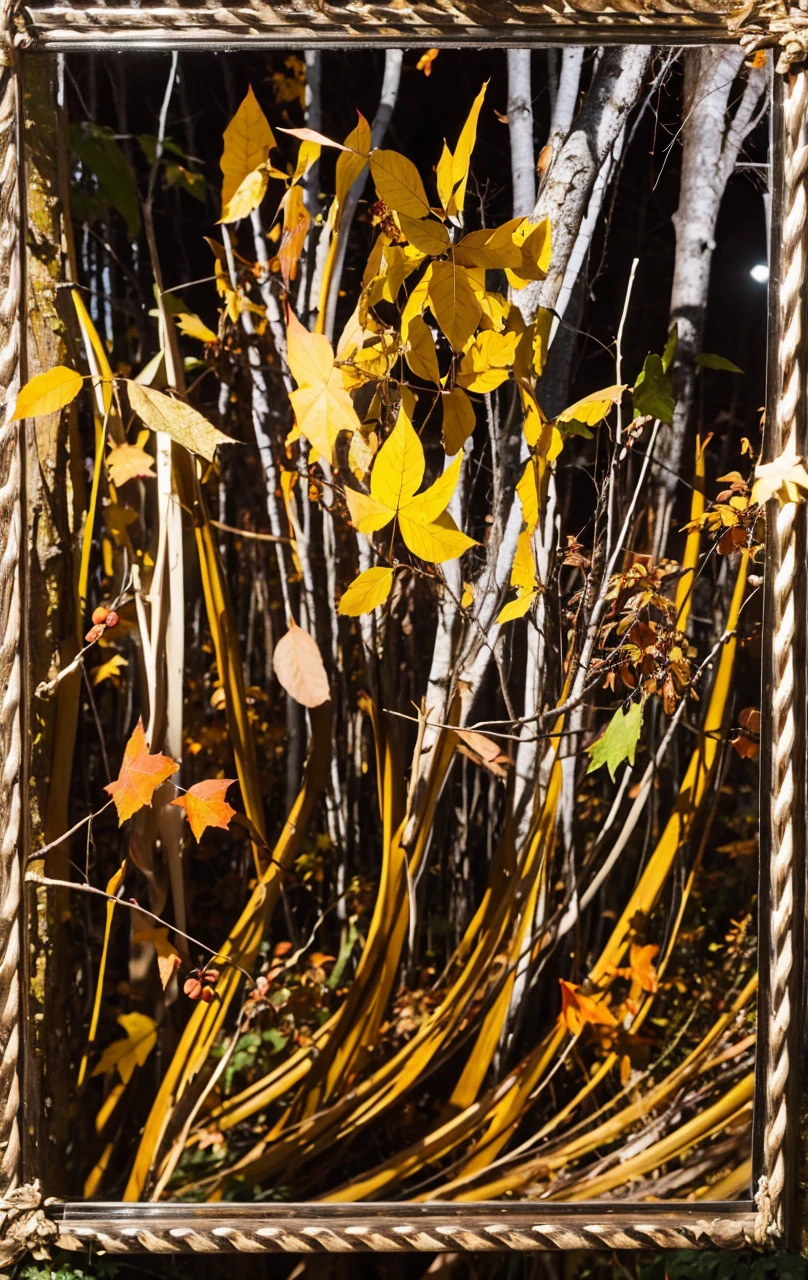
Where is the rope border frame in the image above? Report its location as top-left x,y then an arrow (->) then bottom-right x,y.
0,0 -> 803,1260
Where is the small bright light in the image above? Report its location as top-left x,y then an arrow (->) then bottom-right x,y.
750,264 -> 769,283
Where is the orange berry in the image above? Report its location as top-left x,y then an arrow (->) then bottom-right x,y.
105,610 -> 119,629
91,606 -> 109,626
84,623 -> 104,644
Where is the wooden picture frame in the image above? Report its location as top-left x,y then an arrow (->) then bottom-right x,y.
0,0 -> 803,1263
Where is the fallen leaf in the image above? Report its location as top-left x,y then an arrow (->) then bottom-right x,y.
104,717 -> 179,824
126,381 -> 236,463
171,778 -> 237,841
12,365 -> 84,420
273,622 -> 331,707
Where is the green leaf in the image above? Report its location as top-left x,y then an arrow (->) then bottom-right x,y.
70,122 -> 141,238
696,352 -> 743,374
661,324 -> 678,374
587,700 -> 643,782
633,353 -> 675,424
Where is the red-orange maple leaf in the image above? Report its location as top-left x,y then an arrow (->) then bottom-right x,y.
104,718 -> 179,824
171,778 -> 236,842
559,978 -> 617,1037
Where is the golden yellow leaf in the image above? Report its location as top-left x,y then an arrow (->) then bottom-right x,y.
505,217 -> 553,288
404,315 -> 441,385
416,48 -> 439,75
346,404 -> 476,564
400,264 -> 433,343
291,139 -> 321,184
220,86 -> 275,210
436,141 -> 455,215
176,312 -> 218,344
517,457 -> 541,534
220,165 -> 269,224
278,184 -> 311,288
369,149 -> 431,219
496,590 -> 537,624
751,449 -> 808,505
449,82 -> 487,217
442,387 -> 476,456
125,380 -> 236,463
338,566 -> 396,616
453,219 -> 523,270
457,329 -> 518,393
335,114 -> 371,211
461,581 -> 474,607
397,213 -> 450,256
286,311 -> 361,460
427,261 -> 482,351
91,653 -> 128,688
558,384 -> 627,427
12,365 -> 83,420
279,125 -> 351,151
273,621 -> 331,708
559,980 -> 617,1037
92,1012 -> 158,1085
399,509 -> 477,564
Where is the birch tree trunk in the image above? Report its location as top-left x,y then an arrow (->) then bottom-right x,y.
654,48 -> 766,556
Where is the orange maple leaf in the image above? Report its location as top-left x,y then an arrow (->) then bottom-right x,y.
171,778 -> 236,842
104,718 -> 179,824
629,943 -> 659,993
559,978 -> 617,1037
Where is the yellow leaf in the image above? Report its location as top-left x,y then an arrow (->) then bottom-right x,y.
457,329 -> 518,393
344,486 -> 392,534
286,311 -> 361,460
400,264 -> 433,343
450,82 -> 487,217
91,654 -> 128,688
428,261 -> 482,351
370,404 -> 426,512
176,312 -> 218,344
558,383 -> 627,427
511,526 -> 536,591
335,114 -> 371,212
442,387 -> 476,456
92,1012 -> 157,1085
292,139 -> 321,185
436,141 -> 455,215
520,386 -> 547,449
279,125 -> 351,151
751,449 -> 808,505
517,457 -> 540,534
278,183 -> 311,288
404,315 -> 441,386
416,48 -> 439,75
273,621 -> 331,708
369,149 -> 431,219
338,566 -> 396,616
533,308 -> 553,376
559,980 -> 617,1036
12,365 -> 83,420
496,589 -> 538,624
397,213 -> 450,256
453,219 -> 523,269
106,441 -> 156,487
404,452 -> 463,525
220,165 -> 269,224
125,380 -> 236,463
461,581 -> 474,607
398,509 -> 476,564
505,217 -> 553,288
221,86 -> 275,210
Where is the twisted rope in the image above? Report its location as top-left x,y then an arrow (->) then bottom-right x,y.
752,67 -> 808,1245
0,0 -> 22,1213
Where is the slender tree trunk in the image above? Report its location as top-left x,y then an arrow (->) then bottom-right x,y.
507,51 -> 535,219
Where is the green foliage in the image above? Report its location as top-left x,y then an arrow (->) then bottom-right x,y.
20,1251 -> 119,1280
69,122 -> 140,237
633,351 -> 675,423
697,352 -> 744,374
640,1252 -> 807,1280
587,699 -> 644,781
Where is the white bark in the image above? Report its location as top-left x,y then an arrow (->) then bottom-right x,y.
654,48 -> 766,555
507,51 -> 535,219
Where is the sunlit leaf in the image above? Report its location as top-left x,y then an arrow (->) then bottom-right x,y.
12,366 -> 84,421
221,86 -> 276,210
633,353 -> 674,424
558,384 -> 626,428
587,700 -> 644,782
751,449 -> 808,505
559,980 -> 617,1036
442,387 -> 476,456
338,566 -> 396,616
404,315 -> 441,386
427,261 -> 482,351
132,927 -> 183,990
106,442 -> 156,487
397,213 -> 450,256
369,149 -> 431,219
91,654 -> 128,688
696,352 -> 743,374
448,82 -> 487,218
125,380 -> 236,463
176,312 -> 218,344
103,717 -> 179,824
220,165 -> 269,224
286,311 -> 361,460
171,778 -> 237,842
